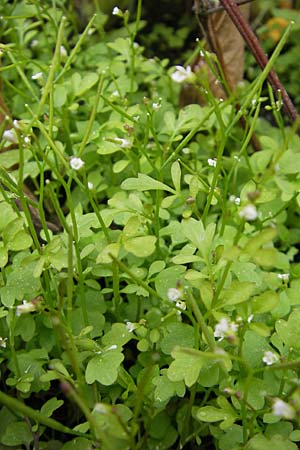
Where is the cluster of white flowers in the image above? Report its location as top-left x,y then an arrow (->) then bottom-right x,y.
239,204 -> 258,221
2,128 -> 18,144
16,300 -> 37,316
167,288 -> 181,302
70,157 -> 85,170
0,337 -> 7,348
175,300 -> 186,311
262,350 -> 279,366
214,318 -> 238,341
171,65 -> 195,84
60,45 -> 67,59
272,398 -> 295,419
152,102 -> 161,111
229,195 -> 241,206
114,137 -> 131,149
126,321 -> 136,333
112,6 -> 122,16
208,158 -> 217,168
32,72 -> 43,81
278,273 -> 289,281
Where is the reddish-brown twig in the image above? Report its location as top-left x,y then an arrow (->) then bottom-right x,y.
219,0 -> 299,124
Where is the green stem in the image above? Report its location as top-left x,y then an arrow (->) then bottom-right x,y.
109,254 -> 163,301
78,75 -> 104,157
0,390 -> 89,437
186,292 -> 215,352
55,14 -> 97,83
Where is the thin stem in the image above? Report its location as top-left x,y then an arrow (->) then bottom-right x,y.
0,390 -> 88,437
186,292 -> 215,351
219,0 -> 299,124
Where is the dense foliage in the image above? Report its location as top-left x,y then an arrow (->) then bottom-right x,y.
0,1 -> 300,449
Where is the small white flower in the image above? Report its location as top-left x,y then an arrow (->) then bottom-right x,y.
229,195 -> 241,205
214,318 -> 238,341
114,137 -> 131,149
126,321 -> 135,332
111,90 -> 120,98
263,351 -> 279,366
112,6 -> 122,16
0,337 -> 7,348
106,344 -> 117,351
208,158 -> 217,168
70,157 -> 84,170
278,273 -> 289,281
175,300 -> 186,311
94,403 -> 109,414
167,288 -> 181,302
16,300 -> 36,316
30,39 -> 38,48
171,65 -> 195,84
87,28 -> 95,36
60,45 -> 67,59
247,314 -> 254,323
3,129 -> 18,144
182,147 -> 190,154
239,204 -> 258,221
87,181 -> 94,190
152,102 -> 161,110
272,398 -> 295,419
13,119 -> 21,129
24,136 -> 31,145
31,72 -> 43,80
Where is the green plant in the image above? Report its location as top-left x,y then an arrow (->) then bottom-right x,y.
0,1 -> 300,449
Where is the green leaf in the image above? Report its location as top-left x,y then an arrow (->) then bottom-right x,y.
155,265 -> 186,300
123,215 -> 141,238
102,323 -> 133,347
276,309 -> 300,349
15,315 -> 36,342
181,217 -> 205,250
61,437 -> 94,450
40,397 -> 64,418
148,260 -> 166,278
161,323 -> 195,355
1,422 -> 33,446
85,350 -> 124,385
219,281 -> 255,306
113,159 -> 130,173
245,433 -> 297,450
7,230 -> 33,251
250,149 -> 273,173
121,173 -> 176,194
242,331 -> 269,368
0,202 -> 17,232
181,219 -> 215,260
278,149 -> 300,174
171,160 -> 181,192
0,243 -> 8,268
244,228 -> 277,254
153,371 -> 185,405
176,104 -> 204,132
74,72 -> 98,97
53,84 -> 67,107
193,405 -> 228,421
167,347 -> 204,387
124,235 -> 156,257
251,291 -> 279,314
96,243 -> 120,264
